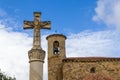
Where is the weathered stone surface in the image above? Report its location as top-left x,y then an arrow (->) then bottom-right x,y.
48,56 -> 63,80
47,34 -> 66,80
47,34 -> 66,59
30,61 -> 43,80
28,49 -> 45,62
47,34 -> 120,80
24,12 -> 51,49
23,12 -> 51,80
63,58 -> 120,80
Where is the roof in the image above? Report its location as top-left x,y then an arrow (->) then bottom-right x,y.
46,34 -> 67,40
62,57 -> 120,62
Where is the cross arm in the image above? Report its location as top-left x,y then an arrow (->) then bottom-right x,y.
40,21 -> 51,29
23,20 -> 34,29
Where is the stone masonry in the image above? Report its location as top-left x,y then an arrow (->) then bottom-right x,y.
62,57 -> 120,80
46,33 -> 120,80
46,34 -> 66,80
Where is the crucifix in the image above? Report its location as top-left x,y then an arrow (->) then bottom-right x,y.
23,12 -> 51,49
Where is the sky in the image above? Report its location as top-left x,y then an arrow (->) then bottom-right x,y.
0,0 -> 120,80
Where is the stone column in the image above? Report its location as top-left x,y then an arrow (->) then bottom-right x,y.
23,12 -> 50,80
28,49 -> 45,80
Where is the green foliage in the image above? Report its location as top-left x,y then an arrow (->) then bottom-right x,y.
0,70 -> 16,80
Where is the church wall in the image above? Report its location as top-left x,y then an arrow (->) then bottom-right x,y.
48,57 -> 63,80
63,60 -> 120,80
46,34 -> 120,80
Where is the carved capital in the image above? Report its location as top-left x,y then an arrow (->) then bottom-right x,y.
28,49 -> 45,62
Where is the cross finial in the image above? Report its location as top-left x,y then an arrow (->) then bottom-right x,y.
34,12 -> 41,21
23,12 -> 51,49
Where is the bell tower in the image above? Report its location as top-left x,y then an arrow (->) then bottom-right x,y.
46,34 -> 67,80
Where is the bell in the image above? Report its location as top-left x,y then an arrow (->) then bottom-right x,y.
54,48 -> 59,55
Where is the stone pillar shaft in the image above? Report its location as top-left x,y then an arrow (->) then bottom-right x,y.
30,62 -> 43,80
28,49 -> 45,80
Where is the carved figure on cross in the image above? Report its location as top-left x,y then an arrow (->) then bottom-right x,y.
23,12 -> 51,49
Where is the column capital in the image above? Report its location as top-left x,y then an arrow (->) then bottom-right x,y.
28,49 -> 45,62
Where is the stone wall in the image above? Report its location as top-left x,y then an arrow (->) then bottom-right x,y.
46,34 -> 120,80
47,34 -> 67,80
62,58 -> 120,80
48,56 -> 63,80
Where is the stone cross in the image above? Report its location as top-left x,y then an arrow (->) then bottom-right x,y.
23,12 -> 51,49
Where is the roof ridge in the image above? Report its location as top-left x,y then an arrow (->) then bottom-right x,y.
63,57 -> 120,62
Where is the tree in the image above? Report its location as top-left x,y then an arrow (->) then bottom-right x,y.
0,69 -> 16,80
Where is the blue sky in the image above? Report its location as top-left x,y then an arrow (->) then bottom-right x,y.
0,0 -> 107,34
0,0 -> 120,80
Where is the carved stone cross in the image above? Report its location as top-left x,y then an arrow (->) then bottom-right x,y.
23,12 -> 51,49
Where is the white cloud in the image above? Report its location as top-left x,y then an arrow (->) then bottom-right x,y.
66,30 -> 120,57
0,20 -> 49,80
0,23 -> 32,80
1,23 -> 120,80
93,0 -> 120,30
0,9 -> 48,80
